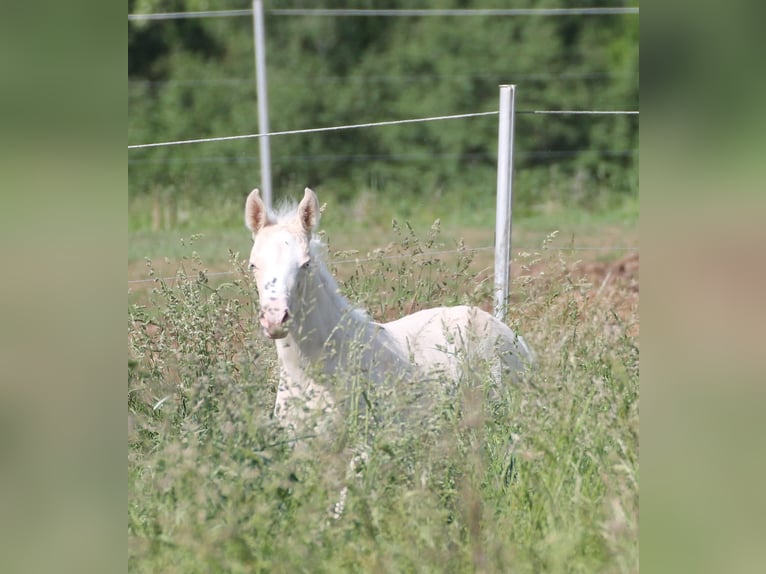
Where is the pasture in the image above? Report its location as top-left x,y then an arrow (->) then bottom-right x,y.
128,195 -> 638,573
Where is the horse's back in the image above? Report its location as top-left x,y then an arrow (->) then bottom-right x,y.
381,305 -> 533,378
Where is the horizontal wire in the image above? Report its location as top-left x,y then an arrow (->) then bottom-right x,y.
127,245 -> 638,287
128,109 -> 637,150
128,8 -> 639,21
128,270 -> 237,285
518,109 -> 639,115
128,149 -> 638,165
128,9 -> 252,21
128,111 -> 498,149
128,72 -> 636,87
270,8 -> 640,17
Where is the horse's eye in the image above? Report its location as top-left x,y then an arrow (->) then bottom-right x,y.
248,263 -> 256,271
301,260 -> 310,269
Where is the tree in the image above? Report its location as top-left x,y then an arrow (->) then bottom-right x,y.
129,0 -> 638,213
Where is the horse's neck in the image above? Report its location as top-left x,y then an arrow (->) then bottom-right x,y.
277,260 -> 361,363
275,260 -> 407,381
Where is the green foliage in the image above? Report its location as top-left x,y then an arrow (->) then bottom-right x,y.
128,225 -> 638,572
128,0 -> 638,214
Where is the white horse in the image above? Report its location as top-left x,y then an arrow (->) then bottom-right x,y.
245,187 -> 534,437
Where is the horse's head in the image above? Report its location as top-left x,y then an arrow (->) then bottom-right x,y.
245,187 -> 320,339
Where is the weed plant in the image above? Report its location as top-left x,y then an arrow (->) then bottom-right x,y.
128,224 -> 638,573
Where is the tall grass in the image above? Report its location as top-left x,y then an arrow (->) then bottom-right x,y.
128,225 -> 638,573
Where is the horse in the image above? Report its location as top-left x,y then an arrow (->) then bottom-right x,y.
244,187 -> 535,437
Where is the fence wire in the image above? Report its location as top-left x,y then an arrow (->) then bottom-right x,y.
128,148 -> 638,166
128,72 -> 637,88
128,7 -> 639,21
270,8 -> 640,17
128,244 -> 638,287
128,109 -> 637,150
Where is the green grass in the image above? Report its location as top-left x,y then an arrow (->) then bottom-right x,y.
129,186 -> 637,235
128,191 -> 637,293
128,217 -> 638,572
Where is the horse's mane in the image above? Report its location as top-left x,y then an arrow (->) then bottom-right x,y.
309,234 -> 370,322
270,199 -> 303,224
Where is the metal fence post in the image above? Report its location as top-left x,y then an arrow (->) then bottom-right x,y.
493,85 -> 516,321
252,0 -> 273,209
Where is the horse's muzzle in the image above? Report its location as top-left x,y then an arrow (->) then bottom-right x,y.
260,300 -> 290,339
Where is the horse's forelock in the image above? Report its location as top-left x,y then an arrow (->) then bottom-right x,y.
271,200 -> 302,224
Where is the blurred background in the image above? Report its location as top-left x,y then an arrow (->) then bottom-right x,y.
128,0 -> 638,234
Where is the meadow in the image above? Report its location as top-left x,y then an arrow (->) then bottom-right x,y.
128,193 -> 638,573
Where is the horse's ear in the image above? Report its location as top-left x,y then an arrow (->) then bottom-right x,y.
297,187 -> 320,233
245,188 -> 271,233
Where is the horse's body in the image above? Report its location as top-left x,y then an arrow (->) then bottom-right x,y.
245,187 -> 534,433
